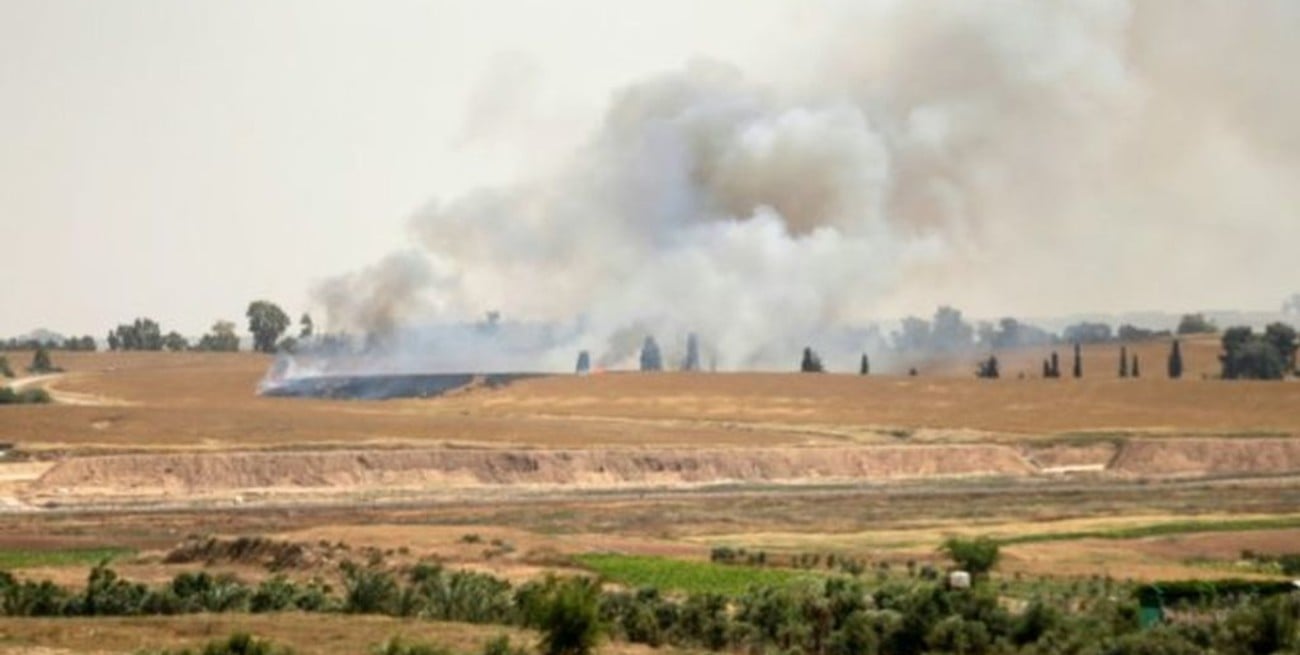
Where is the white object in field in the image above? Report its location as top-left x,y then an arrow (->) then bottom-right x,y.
949,570 -> 972,589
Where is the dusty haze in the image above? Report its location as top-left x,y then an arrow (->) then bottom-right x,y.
312,1 -> 1300,372
1,2 -> 1296,358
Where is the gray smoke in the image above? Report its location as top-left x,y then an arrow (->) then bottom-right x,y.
308,1 -> 1300,374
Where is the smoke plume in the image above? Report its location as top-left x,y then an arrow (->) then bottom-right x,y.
307,1 -> 1300,375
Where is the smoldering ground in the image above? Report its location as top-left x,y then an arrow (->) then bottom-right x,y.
291,1 -> 1300,378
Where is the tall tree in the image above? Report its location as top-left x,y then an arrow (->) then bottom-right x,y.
859,353 -> 870,376
299,313 -> 314,340
1177,313 -> 1217,335
575,350 -> 591,375
196,321 -> 240,352
246,301 -> 291,354
800,347 -> 824,373
1131,354 -> 1140,378
1263,322 -> 1298,373
1220,326 -> 1288,380
162,332 -> 189,352
1050,351 -> 1060,378
681,333 -> 700,371
1119,346 -> 1129,378
1072,343 -> 1082,378
639,336 -> 662,372
976,355 -> 1000,379
1168,339 -> 1184,379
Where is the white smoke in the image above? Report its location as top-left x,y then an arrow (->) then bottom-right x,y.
305,1 -> 1300,374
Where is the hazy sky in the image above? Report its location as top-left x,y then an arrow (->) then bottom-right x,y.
0,0 -> 795,336
1,1 -> 1297,340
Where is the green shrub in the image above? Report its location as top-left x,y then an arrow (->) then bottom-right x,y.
341,561 -> 399,614
0,387 -> 50,404
940,536 -> 1001,577
480,635 -> 528,655
370,636 -> 451,655
137,632 -> 294,655
537,577 -> 603,655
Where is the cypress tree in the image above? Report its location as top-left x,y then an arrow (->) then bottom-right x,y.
639,337 -> 662,371
859,353 -> 870,376
801,347 -> 824,373
575,351 -> 591,375
681,333 -> 700,371
1072,342 -> 1082,378
1119,346 -> 1129,378
1168,339 -> 1184,379
1132,354 -> 1140,378
1050,351 -> 1060,378
1042,359 -> 1051,379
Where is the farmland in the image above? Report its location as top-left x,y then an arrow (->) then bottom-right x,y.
2,341 -> 1300,652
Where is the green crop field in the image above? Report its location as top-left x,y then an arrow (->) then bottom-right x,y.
575,553 -> 823,595
999,515 -> 1300,546
0,546 -> 134,570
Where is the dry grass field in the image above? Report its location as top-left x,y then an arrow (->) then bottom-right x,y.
1,336 -> 1295,454
2,340 -> 1300,652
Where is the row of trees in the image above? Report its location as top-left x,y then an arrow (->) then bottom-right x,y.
103,303 -> 312,354
891,307 -> 1229,354
635,333 -> 704,372
0,335 -> 97,352
1220,324 -> 1298,380
6,556 -> 1300,655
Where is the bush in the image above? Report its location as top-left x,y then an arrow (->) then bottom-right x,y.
138,632 -> 294,655
480,635 -> 529,655
370,637 -> 451,655
1177,313 -> 1217,335
940,537 -> 1001,577
27,347 -> 61,374
0,387 -> 51,404
537,577 -> 604,655
341,562 -> 399,614
0,356 -> 12,378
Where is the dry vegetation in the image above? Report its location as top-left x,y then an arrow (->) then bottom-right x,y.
1,336 -> 1296,455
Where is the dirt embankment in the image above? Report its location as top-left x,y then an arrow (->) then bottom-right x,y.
26,445 -> 1034,505
1110,438 -> 1300,478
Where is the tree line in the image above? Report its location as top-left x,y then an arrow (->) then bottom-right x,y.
4,553 -> 1299,655
103,302 -> 313,354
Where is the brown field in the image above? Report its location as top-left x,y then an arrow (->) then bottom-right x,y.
1,335 -> 1296,454
2,341 -> 1299,652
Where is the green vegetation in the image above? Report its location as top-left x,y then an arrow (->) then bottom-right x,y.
940,537 -> 1001,577
27,346 -> 61,374
1177,312 -> 1218,335
371,636 -> 451,655
533,577 -> 603,655
138,632 -> 294,655
109,318 -> 165,351
575,553 -> 814,595
0,546 -> 132,569
1000,515 -> 1300,545
6,559 -> 1300,655
246,301 -> 291,354
0,355 -> 13,378
1220,323 -> 1298,380
196,320 -> 240,352
800,347 -> 825,373
0,386 -> 51,404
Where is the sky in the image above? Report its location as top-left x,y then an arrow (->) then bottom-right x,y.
1,1 -> 1297,341
0,0 -> 794,336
